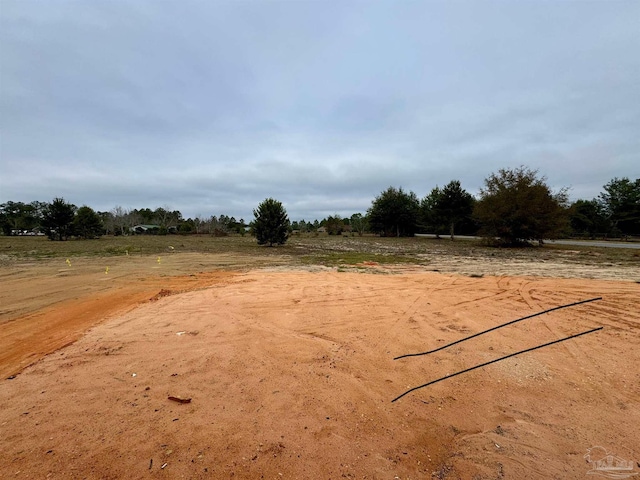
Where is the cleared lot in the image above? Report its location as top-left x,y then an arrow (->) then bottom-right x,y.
1,237 -> 638,479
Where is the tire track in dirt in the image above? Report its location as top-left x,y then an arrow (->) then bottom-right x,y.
0,270 -> 238,378
437,277 -> 639,478
1,268 -> 639,479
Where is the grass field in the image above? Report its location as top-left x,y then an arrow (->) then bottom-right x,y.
1,233 -> 638,269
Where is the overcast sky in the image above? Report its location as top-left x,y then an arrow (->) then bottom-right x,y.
1,1 -> 638,221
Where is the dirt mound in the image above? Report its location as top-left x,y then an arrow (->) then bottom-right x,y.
1,270 -> 638,479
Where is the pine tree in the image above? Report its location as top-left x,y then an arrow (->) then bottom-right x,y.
42,198 -> 76,241
252,198 -> 290,246
73,206 -> 104,239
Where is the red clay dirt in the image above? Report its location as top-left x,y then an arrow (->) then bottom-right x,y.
0,253 -> 639,479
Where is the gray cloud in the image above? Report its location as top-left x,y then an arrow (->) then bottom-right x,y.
1,1 -> 638,221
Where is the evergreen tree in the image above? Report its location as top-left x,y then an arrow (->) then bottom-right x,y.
420,186 -> 446,237
474,167 -> 568,246
252,198 -> 290,246
436,180 -> 475,240
598,177 -> 640,236
73,206 -> 104,239
568,199 -> 610,238
42,198 -> 76,241
367,187 -> 420,237
0,201 -> 41,235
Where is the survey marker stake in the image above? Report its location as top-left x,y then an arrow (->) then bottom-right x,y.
394,297 -> 602,360
391,326 -> 603,403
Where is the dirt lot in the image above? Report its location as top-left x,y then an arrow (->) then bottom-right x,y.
1,239 -> 639,479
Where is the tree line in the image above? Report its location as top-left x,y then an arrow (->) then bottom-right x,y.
245,167 -> 638,247
365,168 -> 638,245
1,167 -> 638,245
0,201 -> 248,240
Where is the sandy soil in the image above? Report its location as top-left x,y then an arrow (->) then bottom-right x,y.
1,253 -> 639,479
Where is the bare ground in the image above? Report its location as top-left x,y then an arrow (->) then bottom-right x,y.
0,251 -> 638,479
